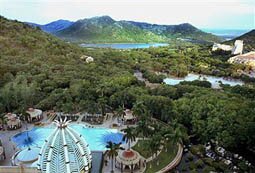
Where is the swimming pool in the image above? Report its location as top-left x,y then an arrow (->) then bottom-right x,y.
12,124 -> 124,151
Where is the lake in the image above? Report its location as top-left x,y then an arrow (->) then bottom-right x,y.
80,43 -> 169,49
164,73 -> 244,89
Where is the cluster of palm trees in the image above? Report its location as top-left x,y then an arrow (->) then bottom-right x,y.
105,119 -> 188,172
105,126 -> 136,173
105,141 -> 124,173
105,101 -> 188,172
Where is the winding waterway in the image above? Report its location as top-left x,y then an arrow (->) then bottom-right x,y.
164,73 -> 244,89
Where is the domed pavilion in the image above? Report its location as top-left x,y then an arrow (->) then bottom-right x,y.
116,149 -> 143,172
4,113 -> 21,130
26,108 -> 43,123
37,118 -> 92,173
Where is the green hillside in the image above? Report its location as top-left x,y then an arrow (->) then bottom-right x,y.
56,16 -> 221,43
129,22 -> 222,43
225,29 -> 255,52
0,16 -> 141,112
56,16 -> 167,43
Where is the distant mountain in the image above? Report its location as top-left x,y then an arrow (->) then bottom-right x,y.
27,19 -> 74,33
55,16 -> 166,43
53,16 -> 221,43
201,28 -> 250,41
128,21 -> 221,43
27,16 -> 221,43
225,29 -> 255,52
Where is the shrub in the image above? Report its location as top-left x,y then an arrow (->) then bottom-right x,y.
143,71 -> 164,83
202,158 -> 214,166
212,161 -> 229,172
190,144 -> 205,156
189,162 -> 196,170
238,161 -> 249,172
180,80 -> 212,88
202,166 -> 216,173
195,159 -> 204,168
181,166 -> 187,171
190,170 -> 197,173
187,152 -> 194,161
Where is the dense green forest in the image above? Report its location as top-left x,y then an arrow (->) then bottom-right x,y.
0,16 -> 255,167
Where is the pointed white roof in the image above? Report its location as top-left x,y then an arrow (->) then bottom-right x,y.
37,117 -> 92,173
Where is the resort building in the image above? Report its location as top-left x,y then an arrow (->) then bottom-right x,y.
80,55 -> 94,63
37,118 -> 92,173
228,51 -> 255,68
212,40 -> 243,55
123,109 -> 137,125
86,56 -> 94,63
232,40 -> 243,55
212,43 -> 233,52
26,108 -> 43,123
116,149 -> 143,172
4,113 -> 21,130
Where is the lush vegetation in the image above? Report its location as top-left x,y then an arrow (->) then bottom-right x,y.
145,142 -> 177,173
0,16 -> 255,171
105,141 -> 124,173
132,140 -> 152,158
56,16 -> 166,43
55,16 -> 221,43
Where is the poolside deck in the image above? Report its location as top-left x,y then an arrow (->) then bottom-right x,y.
0,112 -> 132,167
0,113 -> 48,166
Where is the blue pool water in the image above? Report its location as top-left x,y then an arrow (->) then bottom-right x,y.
12,125 -> 124,151
80,43 -> 169,49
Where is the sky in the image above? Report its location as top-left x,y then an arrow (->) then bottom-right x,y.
0,0 -> 254,29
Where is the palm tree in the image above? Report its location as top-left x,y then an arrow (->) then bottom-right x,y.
161,126 -> 173,152
132,101 -> 147,118
105,141 -> 124,173
148,135 -> 162,167
135,120 -> 150,139
116,106 -> 123,118
121,126 -> 136,150
97,96 -> 107,116
169,126 -> 188,146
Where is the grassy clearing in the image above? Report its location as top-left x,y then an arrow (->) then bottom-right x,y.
132,139 -> 151,159
145,142 -> 178,173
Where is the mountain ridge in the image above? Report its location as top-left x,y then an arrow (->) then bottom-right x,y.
27,19 -> 74,33
27,16 -> 222,43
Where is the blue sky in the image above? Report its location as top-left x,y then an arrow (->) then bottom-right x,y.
0,0 -> 254,29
